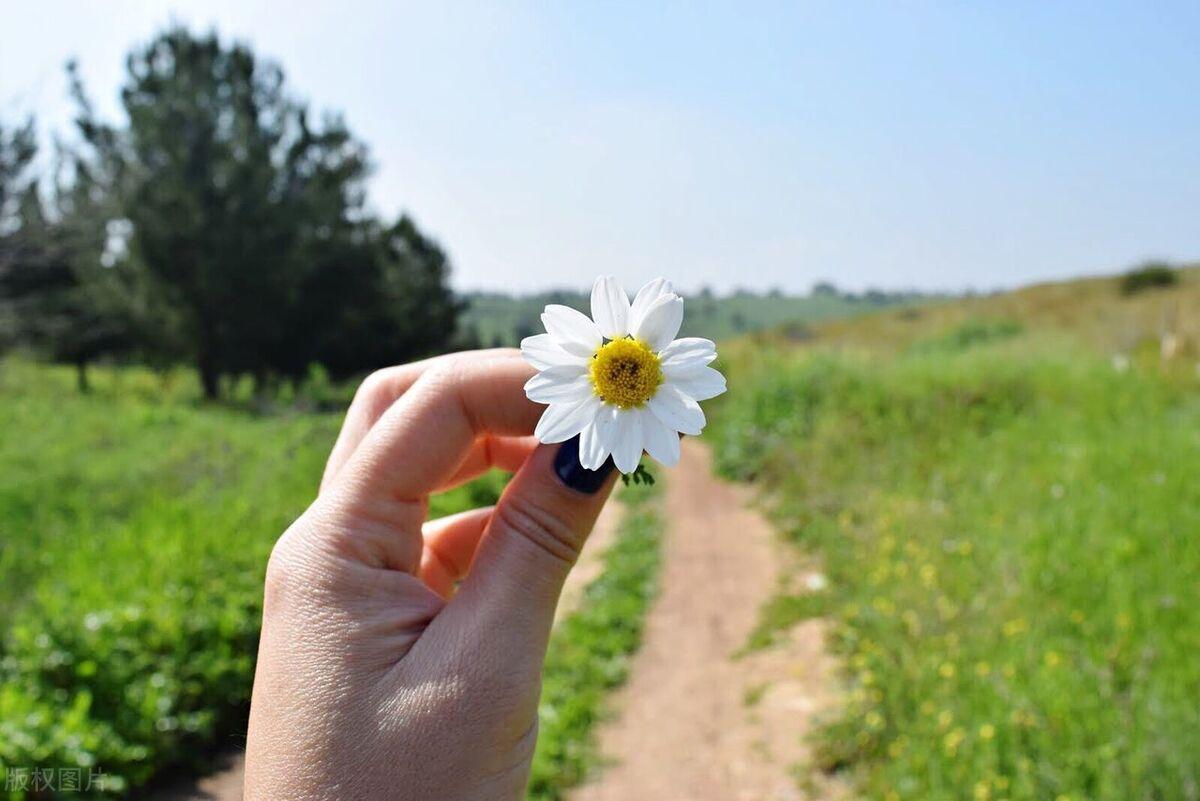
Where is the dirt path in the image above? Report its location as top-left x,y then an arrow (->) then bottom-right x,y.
147,751 -> 244,801
571,440 -> 845,801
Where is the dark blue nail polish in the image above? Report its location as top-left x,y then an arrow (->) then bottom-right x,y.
554,435 -> 615,493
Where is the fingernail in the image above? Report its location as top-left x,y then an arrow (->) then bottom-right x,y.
554,435 -> 615,494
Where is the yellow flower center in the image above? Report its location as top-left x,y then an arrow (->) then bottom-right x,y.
589,337 -> 662,408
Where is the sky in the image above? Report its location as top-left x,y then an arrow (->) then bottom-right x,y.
2,1 -> 1199,294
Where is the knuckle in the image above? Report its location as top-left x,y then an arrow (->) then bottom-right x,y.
348,368 -> 396,423
493,495 -> 580,567
355,368 -> 391,404
261,506 -> 352,603
263,530 -> 317,608
419,359 -> 466,390
416,360 -> 479,425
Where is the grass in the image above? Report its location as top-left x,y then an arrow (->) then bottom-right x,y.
527,477 -> 664,801
742,682 -> 769,708
0,359 -> 505,799
737,592 -> 830,656
709,316 -> 1200,800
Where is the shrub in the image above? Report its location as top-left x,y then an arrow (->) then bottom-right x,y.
1119,261 -> 1179,295
910,318 -> 1023,353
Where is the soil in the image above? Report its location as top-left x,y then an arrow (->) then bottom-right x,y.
570,440 -> 846,801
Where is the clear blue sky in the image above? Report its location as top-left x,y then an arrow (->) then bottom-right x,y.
3,1 -> 1198,293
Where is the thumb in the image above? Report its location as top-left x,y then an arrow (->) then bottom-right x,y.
451,434 -> 618,650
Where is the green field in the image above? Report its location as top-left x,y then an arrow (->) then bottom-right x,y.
710,272 -> 1200,799
0,361 -> 504,797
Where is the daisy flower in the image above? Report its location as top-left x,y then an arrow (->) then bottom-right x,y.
521,276 -> 726,473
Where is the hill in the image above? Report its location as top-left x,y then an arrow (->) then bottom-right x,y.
707,264 -> 1200,800
793,265 -> 1200,355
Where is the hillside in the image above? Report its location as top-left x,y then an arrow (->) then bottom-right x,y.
789,265 -> 1200,355
707,265 -> 1200,800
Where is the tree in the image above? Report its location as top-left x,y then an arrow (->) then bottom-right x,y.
289,214 -> 463,380
105,29 -> 311,397
812,280 -> 839,298
0,118 -> 132,389
71,27 -> 461,398
0,117 -> 39,350
0,118 -> 37,233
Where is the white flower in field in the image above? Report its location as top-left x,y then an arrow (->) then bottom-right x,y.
521,276 -> 726,473
805,572 -> 828,592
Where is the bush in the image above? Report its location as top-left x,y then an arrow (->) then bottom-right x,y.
910,319 -> 1023,353
1119,261 -> 1179,295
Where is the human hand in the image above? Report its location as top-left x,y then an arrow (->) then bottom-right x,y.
244,350 -> 617,800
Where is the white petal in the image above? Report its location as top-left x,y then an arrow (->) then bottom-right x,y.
524,365 -> 592,404
647,383 -> 706,436
611,408 -> 644,474
638,407 -> 681,467
628,277 -> 675,334
578,423 -> 605,471
660,337 -> 717,374
534,395 -> 602,444
579,405 -> 618,470
541,305 -> 602,357
521,334 -> 588,370
633,295 -> 684,352
590,275 -> 630,340
666,366 -> 726,401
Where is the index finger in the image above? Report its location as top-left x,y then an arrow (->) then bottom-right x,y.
320,348 -> 520,492
330,353 -> 541,506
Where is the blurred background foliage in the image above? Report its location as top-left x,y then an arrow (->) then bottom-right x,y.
0,27 -> 463,399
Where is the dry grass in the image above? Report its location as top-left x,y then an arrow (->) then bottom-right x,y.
731,265 -> 1200,360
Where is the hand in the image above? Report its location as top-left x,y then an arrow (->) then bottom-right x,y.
244,350 -> 617,800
